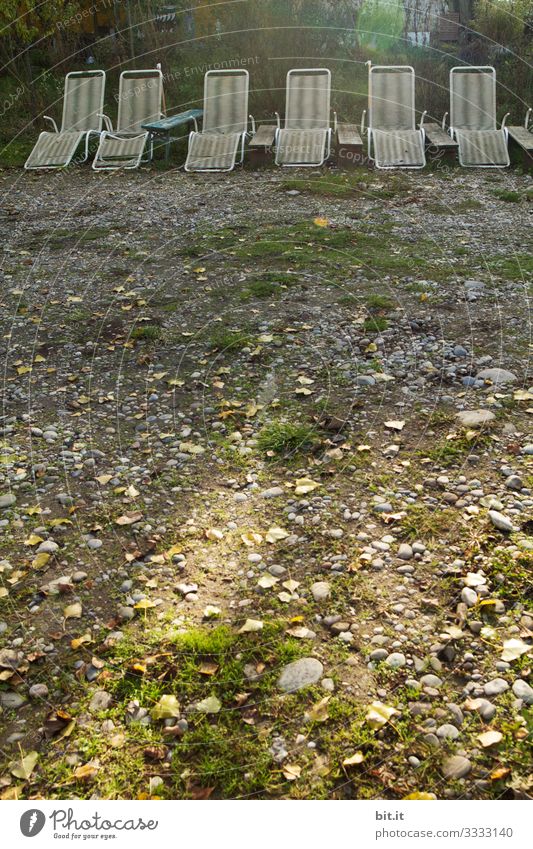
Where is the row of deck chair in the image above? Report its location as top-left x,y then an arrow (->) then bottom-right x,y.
25,63 -> 523,172
25,69 -> 164,170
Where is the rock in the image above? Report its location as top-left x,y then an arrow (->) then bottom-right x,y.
512,679 -> 533,705
484,678 -> 509,697
461,587 -> 478,607
0,494 -> 16,509
117,605 -> 135,622
0,690 -> 27,709
386,652 -> 406,668
89,690 -> 113,713
278,657 -> 323,693
310,581 -> 330,602
505,475 -> 522,491
370,649 -> 388,662
397,543 -> 413,561
437,723 -> 460,740
488,510 -> 517,533
29,683 -> 49,699
476,368 -> 517,385
420,674 -> 442,688
475,699 -> 496,722
442,755 -> 471,779
456,409 -> 495,428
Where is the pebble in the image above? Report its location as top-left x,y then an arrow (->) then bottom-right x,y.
476,368 -> 517,385
484,678 -> 509,697
89,690 -> 113,713
437,723 -> 460,740
0,494 -> 16,509
488,510 -> 517,533
386,652 -> 406,668
512,679 -> 533,705
456,410 -> 495,428
461,587 -> 478,607
442,755 -> 471,779
29,683 -> 49,699
310,581 -> 330,602
277,658 -> 323,693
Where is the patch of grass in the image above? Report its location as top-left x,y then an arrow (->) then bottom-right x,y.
208,327 -> 252,352
241,279 -> 280,299
131,324 -> 162,342
492,189 -> 522,203
363,316 -> 388,333
426,432 -> 490,466
257,420 -> 316,456
455,199 -> 483,212
399,504 -> 463,543
365,294 -> 394,312
485,549 -> 533,603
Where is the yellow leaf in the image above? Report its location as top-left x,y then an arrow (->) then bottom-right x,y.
295,477 -> 320,495
403,792 -> 437,800
31,552 -> 50,570
313,217 -> 329,228
306,696 -> 331,723
365,701 -> 399,729
71,634 -> 92,650
0,587 -> 9,599
9,751 -> 39,780
238,618 -> 263,633
241,531 -> 263,547
134,599 -> 157,611
477,730 -> 503,748
24,534 -> 43,546
283,763 -> 302,780
64,602 -> 82,619
73,762 -> 99,781
205,528 -> 224,541
151,695 -> 180,720
342,752 -> 364,767
265,526 -> 289,543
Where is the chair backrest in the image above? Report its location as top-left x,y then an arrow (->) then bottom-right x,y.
285,68 -> 331,130
61,70 -> 106,132
368,65 -> 416,131
450,66 -> 497,131
117,69 -> 163,133
202,69 -> 249,134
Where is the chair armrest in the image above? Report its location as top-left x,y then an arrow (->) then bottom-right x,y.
333,111 -> 337,133
360,109 -> 366,136
99,113 -> 114,132
419,109 -> 427,129
43,115 -> 59,133
275,111 -> 281,130
501,112 -> 510,130
525,107 -> 532,130
249,114 -> 256,135
441,111 -> 448,130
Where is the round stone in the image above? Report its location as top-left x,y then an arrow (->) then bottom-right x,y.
442,755 -> 471,779
512,679 -> 533,705
278,658 -> 323,693
476,368 -> 517,385
437,723 -> 460,740
484,678 -> 509,697
386,652 -> 406,668
456,409 -> 495,428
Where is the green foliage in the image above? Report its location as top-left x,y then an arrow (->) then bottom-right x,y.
257,420 -> 316,455
357,0 -> 405,52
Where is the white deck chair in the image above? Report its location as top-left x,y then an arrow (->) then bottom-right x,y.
185,69 -> 251,172
25,70 -> 105,170
275,69 -> 333,167
93,69 -> 163,170
366,65 -> 426,169
448,66 -> 509,167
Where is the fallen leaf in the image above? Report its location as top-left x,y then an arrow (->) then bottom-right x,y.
241,531 -> 263,547
384,420 -> 405,431
205,528 -> 224,541
343,752 -> 364,767
295,477 -> 320,495
199,662 -> 219,676
71,634 -> 92,650
238,618 -> 263,633
63,602 -> 82,619
306,696 -> 330,723
194,695 -> 221,714
478,730 -> 503,748
365,701 -> 399,729
115,512 -> 143,526
151,695 -> 181,720
73,762 -> 99,781
403,792 -> 437,800
266,526 -> 289,543
9,751 -> 39,780
313,217 -> 329,228
501,638 -> 531,662
283,763 -> 302,780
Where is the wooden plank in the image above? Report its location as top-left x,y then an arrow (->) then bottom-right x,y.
249,124 -> 277,148
424,122 -> 458,149
337,124 -> 362,145
507,126 -> 533,152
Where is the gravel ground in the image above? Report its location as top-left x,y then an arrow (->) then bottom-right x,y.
0,164 -> 532,800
